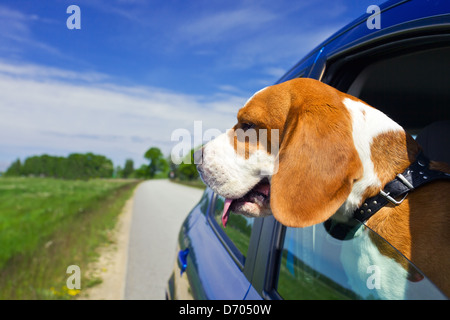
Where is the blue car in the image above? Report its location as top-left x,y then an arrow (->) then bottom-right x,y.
166,0 -> 450,300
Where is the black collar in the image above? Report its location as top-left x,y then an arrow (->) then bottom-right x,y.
353,152 -> 450,223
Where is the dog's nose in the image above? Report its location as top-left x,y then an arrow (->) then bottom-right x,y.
193,147 -> 204,164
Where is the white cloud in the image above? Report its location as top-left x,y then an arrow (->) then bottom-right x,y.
0,61 -> 109,83
0,61 -> 246,171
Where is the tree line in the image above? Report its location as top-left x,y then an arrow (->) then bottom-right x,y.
3,147 -> 200,182
4,153 -> 114,179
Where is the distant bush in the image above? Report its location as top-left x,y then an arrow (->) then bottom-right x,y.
169,148 -> 200,181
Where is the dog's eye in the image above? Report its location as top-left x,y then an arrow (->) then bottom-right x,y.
241,123 -> 256,131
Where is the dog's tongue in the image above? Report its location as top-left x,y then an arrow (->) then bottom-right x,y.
222,199 -> 233,228
221,183 -> 270,228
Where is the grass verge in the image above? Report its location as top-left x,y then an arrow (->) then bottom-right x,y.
0,177 -> 140,299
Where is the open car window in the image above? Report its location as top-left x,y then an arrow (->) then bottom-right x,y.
276,220 -> 447,300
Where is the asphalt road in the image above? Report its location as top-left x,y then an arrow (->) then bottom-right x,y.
124,180 -> 204,300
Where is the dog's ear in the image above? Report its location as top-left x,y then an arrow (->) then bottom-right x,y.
270,103 -> 363,227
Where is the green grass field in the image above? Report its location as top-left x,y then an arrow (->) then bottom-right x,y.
0,177 -> 139,299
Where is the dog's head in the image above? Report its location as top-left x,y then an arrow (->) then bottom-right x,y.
197,78 -> 407,227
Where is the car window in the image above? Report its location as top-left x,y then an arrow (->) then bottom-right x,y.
276,220 -> 447,300
212,195 -> 254,257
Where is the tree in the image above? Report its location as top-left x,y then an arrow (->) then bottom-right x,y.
177,162 -> 199,181
144,147 -> 168,178
114,165 -> 123,178
22,156 -> 42,176
134,164 -> 149,179
122,159 -> 134,178
176,149 -> 199,181
5,159 -> 22,177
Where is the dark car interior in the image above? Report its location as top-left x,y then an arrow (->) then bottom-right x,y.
347,47 -> 449,130
326,44 -> 450,165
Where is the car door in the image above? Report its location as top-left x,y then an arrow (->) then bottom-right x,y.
169,189 -> 262,299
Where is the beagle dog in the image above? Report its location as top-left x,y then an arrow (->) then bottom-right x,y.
197,78 -> 450,297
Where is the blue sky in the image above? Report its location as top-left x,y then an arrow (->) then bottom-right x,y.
0,0 -> 385,171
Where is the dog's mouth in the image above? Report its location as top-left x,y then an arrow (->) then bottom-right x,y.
222,178 -> 271,227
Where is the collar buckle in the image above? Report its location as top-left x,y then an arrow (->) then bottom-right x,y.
379,190 -> 408,206
379,173 -> 413,206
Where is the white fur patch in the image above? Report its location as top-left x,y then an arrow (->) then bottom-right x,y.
337,98 -> 404,218
200,129 -> 275,199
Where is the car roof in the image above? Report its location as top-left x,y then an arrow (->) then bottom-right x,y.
281,0 -> 450,80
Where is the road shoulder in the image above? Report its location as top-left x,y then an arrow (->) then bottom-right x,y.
78,186 -> 137,300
